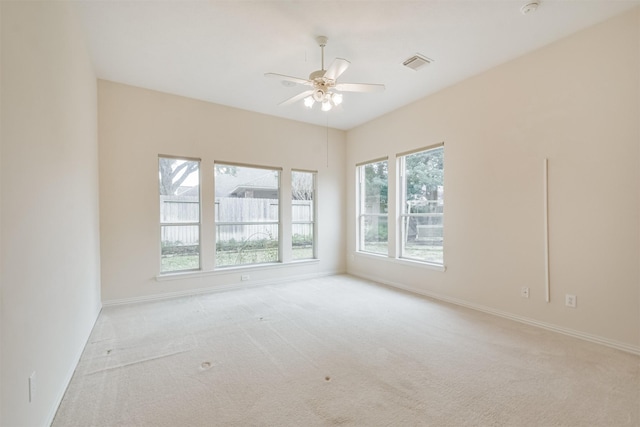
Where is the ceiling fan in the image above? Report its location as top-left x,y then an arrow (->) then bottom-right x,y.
265,36 -> 385,112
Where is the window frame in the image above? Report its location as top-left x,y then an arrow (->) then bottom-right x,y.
214,161 -> 282,268
356,157 -> 389,256
397,143 -> 444,266
158,155 -> 202,274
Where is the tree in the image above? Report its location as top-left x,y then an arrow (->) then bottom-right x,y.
362,160 -> 389,242
159,158 -> 198,196
405,148 -> 443,202
404,148 -> 444,240
292,172 -> 313,200
364,160 -> 389,213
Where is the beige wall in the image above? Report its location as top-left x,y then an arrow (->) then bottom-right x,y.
0,4 -> 3,424
98,81 -> 346,303
0,2 -> 102,426
346,9 -> 640,351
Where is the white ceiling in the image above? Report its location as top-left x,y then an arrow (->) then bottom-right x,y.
75,0 -> 639,131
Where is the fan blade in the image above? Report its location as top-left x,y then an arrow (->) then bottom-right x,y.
323,58 -> 350,81
264,73 -> 311,86
334,82 -> 385,93
278,89 -> 315,106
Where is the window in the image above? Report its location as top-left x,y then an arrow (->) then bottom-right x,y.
398,145 -> 444,265
357,159 -> 388,255
159,156 -> 201,273
215,163 -> 280,267
292,170 -> 316,260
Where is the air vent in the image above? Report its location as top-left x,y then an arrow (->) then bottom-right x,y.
402,54 -> 433,71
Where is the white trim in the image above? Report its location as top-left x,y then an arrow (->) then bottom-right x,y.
214,160 -> 282,171
158,154 -> 201,162
105,269 -> 339,306
351,272 -> 640,356
354,251 -> 446,272
355,156 -> 388,167
216,220 -> 279,226
291,168 -> 318,174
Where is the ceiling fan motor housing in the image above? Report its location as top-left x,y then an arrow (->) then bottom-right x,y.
309,69 -> 328,82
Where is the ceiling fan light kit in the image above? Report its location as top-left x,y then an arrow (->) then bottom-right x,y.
307,88 -> 342,111
265,36 -> 384,112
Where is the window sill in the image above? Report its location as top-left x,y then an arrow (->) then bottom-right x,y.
156,258 -> 320,281
354,251 -> 446,272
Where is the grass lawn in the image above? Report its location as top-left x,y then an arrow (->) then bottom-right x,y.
161,254 -> 199,272
362,242 -> 443,264
161,246 -> 314,272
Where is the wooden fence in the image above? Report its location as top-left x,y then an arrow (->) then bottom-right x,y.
160,197 -> 313,245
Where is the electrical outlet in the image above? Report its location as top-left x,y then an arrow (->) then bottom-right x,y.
565,294 -> 577,308
521,287 -> 530,298
241,275 -> 250,281
28,371 -> 36,403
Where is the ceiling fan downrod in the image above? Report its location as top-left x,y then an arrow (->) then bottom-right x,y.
316,36 -> 328,71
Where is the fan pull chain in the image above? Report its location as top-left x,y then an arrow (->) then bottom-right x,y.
326,117 -> 330,168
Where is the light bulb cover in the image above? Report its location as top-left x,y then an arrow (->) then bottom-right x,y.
321,101 -> 332,111
331,92 -> 343,106
303,96 -> 315,108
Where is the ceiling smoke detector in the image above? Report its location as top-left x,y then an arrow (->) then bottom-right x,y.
521,1 -> 540,15
402,54 -> 433,71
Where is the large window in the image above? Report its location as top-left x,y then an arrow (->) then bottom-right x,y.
292,170 -> 316,260
357,159 -> 389,255
399,145 -> 444,265
215,163 -> 280,267
159,156 -> 201,273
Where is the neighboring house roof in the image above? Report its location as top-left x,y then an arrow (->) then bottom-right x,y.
176,185 -> 199,198
216,168 -> 278,198
229,187 -> 278,199
159,186 -> 199,202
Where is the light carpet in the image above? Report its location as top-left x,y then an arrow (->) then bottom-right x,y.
53,275 -> 640,426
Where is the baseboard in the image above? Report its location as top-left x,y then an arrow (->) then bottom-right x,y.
103,269 -> 343,306
46,304 -> 103,426
351,272 -> 640,356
